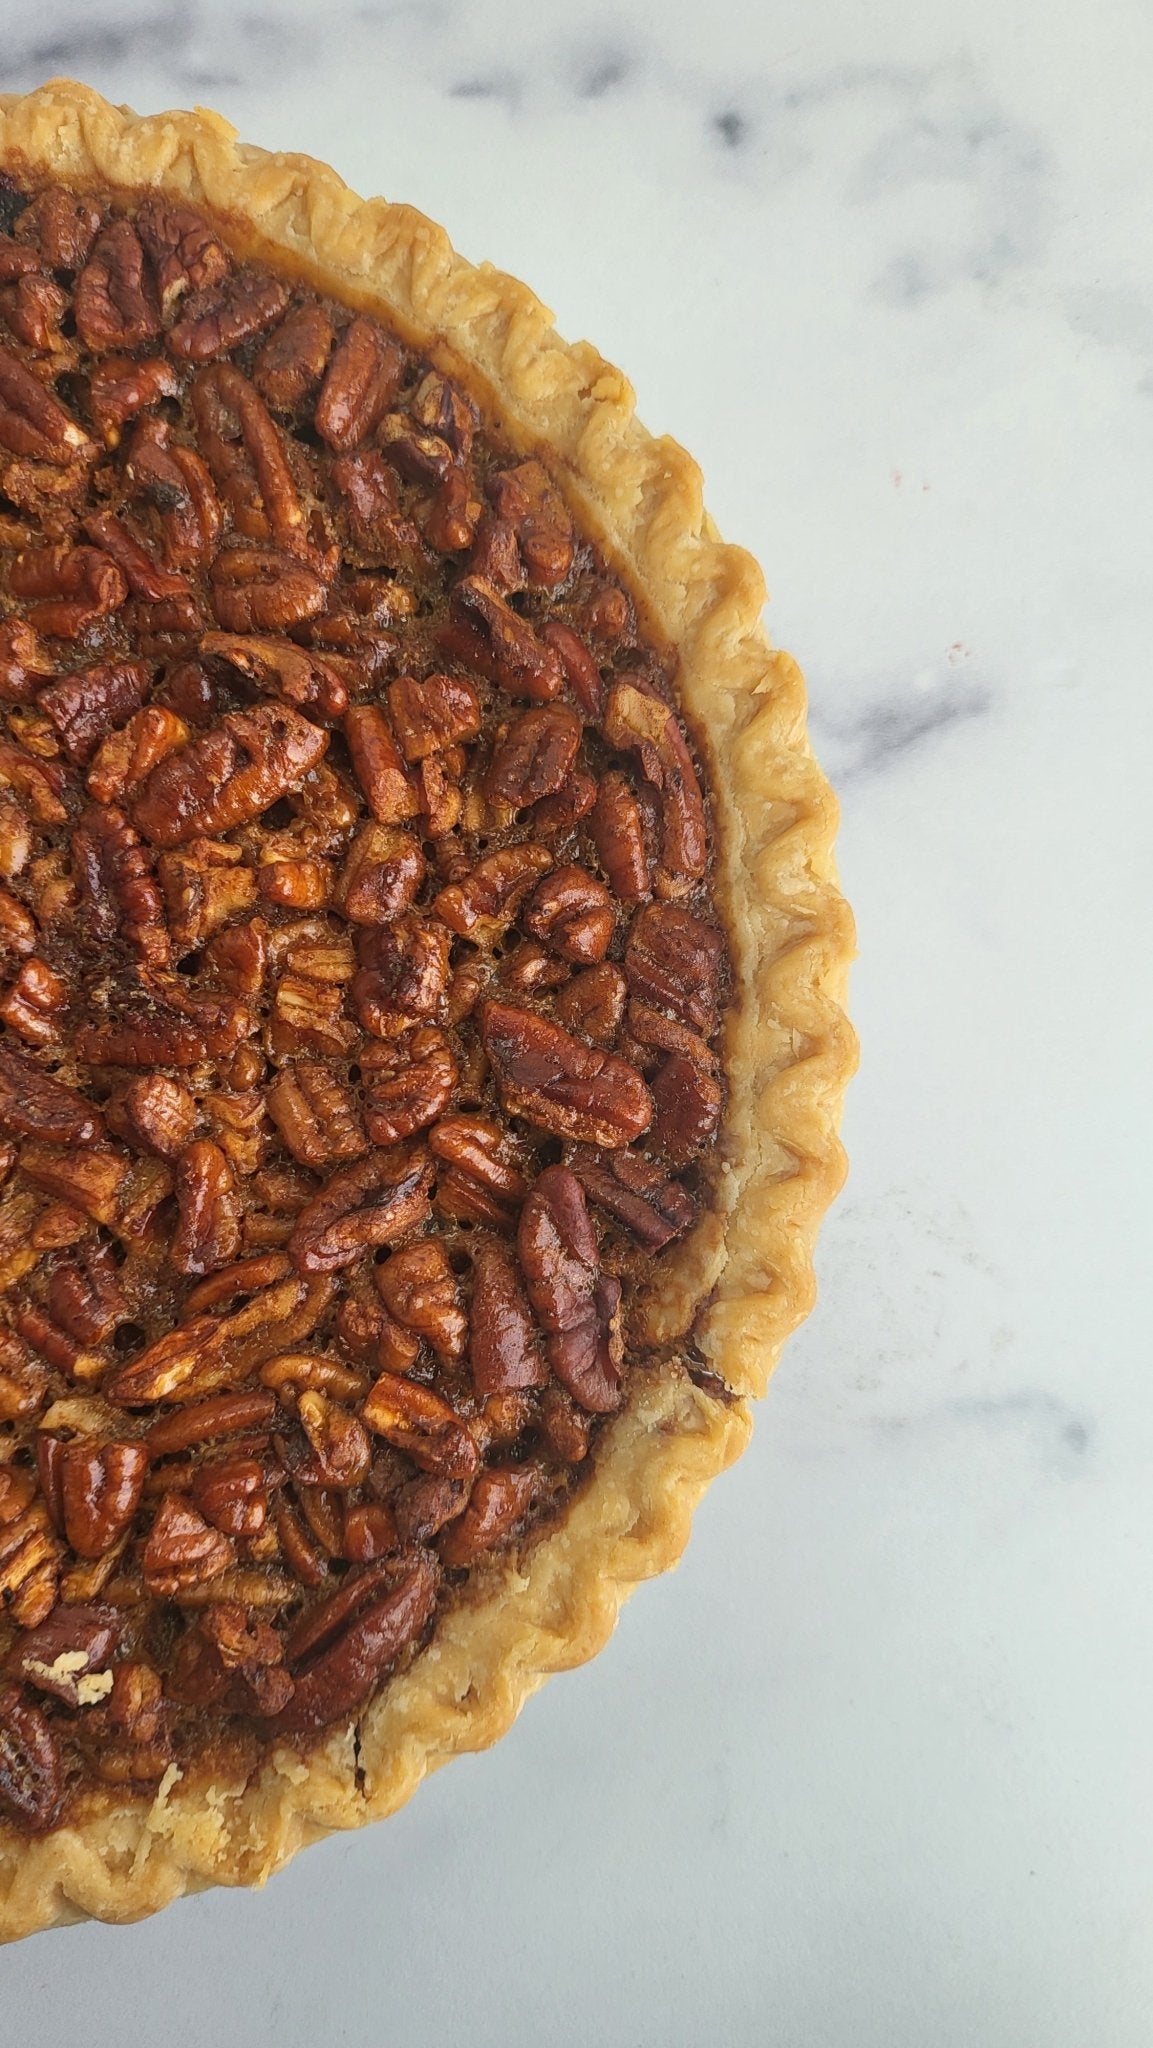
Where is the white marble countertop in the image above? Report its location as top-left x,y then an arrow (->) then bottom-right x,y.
3,2 -> 1152,2040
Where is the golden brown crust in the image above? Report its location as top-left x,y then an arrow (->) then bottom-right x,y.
0,79 -> 855,1940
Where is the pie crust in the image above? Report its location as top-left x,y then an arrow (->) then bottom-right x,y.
0,80 -> 855,1939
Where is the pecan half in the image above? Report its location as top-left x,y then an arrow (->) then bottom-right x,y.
439,1464 -> 545,1568
267,1063 -> 368,1171
5,1604 -> 122,1705
517,1165 -> 623,1412
386,674 -> 481,762
9,543 -> 127,639
270,1551 -> 438,1736
570,1145 -> 696,1248
485,704 -> 582,808
444,578 -> 562,701
38,659 -> 151,764
603,680 -> 708,894
104,1273 -> 335,1405
172,1139 -> 243,1277
0,1683 -> 62,1831
14,188 -> 102,272
623,902 -> 724,1036
288,1150 -> 433,1274
168,269 -> 289,362
209,546 -> 329,633
315,317 -> 404,451
254,301 -> 335,411
362,1371 -> 478,1479
0,957 -> 67,1044
522,864 -> 615,964
135,195 -> 229,318
361,1028 -> 457,1146
352,917 -> 451,1035
58,1441 -> 149,1558
553,962 -> 627,1046
0,1042 -> 104,1145
468,1235 -> 546,1392
47,1240 -> 128,1344
88,353 -> 182,446
343,705 -> 418,824
0,344 -> 93,464
202,633 -> 348,721
487,461 -> 574,587
132,703 -> 329,846
337,823 -> 425,926
71,803 -> 170,966
74,220 -> 161,351
479,1000 -> 653,1148
105,1074 -> 197,1159
432,843 -> 553,942
428,1115 -> 529,1229
143,1492 -> 234,1596
374,1239 -> 466,1361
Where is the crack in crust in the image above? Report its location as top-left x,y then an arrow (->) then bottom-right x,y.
0,81 -> 855,1941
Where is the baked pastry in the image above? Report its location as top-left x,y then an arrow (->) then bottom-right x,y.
0,80 -> 854,1939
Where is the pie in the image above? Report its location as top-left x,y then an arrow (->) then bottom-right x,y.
0,80 -> 854,1939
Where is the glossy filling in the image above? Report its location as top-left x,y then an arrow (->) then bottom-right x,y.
0,176 -> 727,1832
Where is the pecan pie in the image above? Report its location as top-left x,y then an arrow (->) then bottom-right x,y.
0,82 -> 854,1938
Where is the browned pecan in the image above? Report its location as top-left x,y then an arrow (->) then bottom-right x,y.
538,1387 -> 592,1464
9,543 -> 127,639
0,1042 -> 103,1145
571,1145 -> 696,1248
0,957 -> 67,1044
143,1492 -> 234,1595
0,273 -> 69,353
145,1388 -> 278,1457
289,1150 -> 432,1275
75,219 -> 160,350
337,823 -> 425,927
468,1234 -> 546,1393
351,917 -> 451,1038
487,460 -> 574,587
552,962 -> 628,1046
0,619 -> 54,705
428,1115 -> 529,1229
131,702 -> 329,846
198,362 -> 315,556
0,344 -> 93,464
86,705 -> 190,805
0,1329 -> 48,1422
254,301 -> 336,411
105,1272 -> 335,1405
479,1000 -> 652,1148
649,1052 -> 723,1165
5,1603 -> 122,1705
296,1391 -> 372,1490
105,1074 -> 197,1160
270,1551 -> 438,1736
191,1458 -> 269,1538
205,915 -> 268,998
361,1028 -> 457,1146
168,268 -> 289,362
517,1165 -> 623,1412
268,950 -> 358,1060
315,317 -> 404,451
362,1370 -> 478,1479
54,1440 -> 149,1558
124,417 -> 222,568
385,673 -> 481,762
79,509 -> 189,604
374,1239 -> 466,1361
623,902 -> 724,1036
439,1464 -> 545,1568
410,371 -> 476,460
591,770 -> 652,903
378,411 -> 454,487
209,545 -> 329,632
171,1139 -> 243,1277
0,800 -> 31,883
0,1683 -> 62,1832
602,680 -> 708,893
522,864 -> 615,964
14,188 -> 102,271
202,632 -> 348,721
0,739 -> 67,824
267,1063 -> 368,1171
70,803 -> 170,967
19,1141 -> 169,1238
87,353 -> 182,446
135,195 -> 229,318
0,230 -> 48,284
497,940 -> 570,998
443,576 -> 562,701
422,465 -> 481,553
432,843 -> 553,943
47,1240 -> 128,1344
343,705 -> 418,824
485,704 -> 582,808
38,659 -> 152,763
156,838 -> 256,951
0,884 -> 36,957
338,1500 -> 396,1561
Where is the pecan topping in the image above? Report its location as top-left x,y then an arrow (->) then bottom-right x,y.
5,1604 -> 122,1705
57,1442 -> 149,1558
172,1139 -> 243,1276
288,1150 -> 433,1274
267,1063 -> 368,1170
75,220 -> 160,351
0,1683 -> 62,1831
485,704 -> 583,807
517,1166 -> 623,1412
271,1552 -> 438,1736
362,1371 -> 478,1480
623,903 -> 724,1035
469,1235 -> 546,1392
0,344 -> 93,463
315,318 -> 404,451
446,578 -> 563,701
522,864 -> 615,964
132,703 -> 329,846
143,1493 -> 234,1596
361,1028 -> 457,1145
480,1001 -> 653,1148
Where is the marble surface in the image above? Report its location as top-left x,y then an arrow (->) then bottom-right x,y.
3,2 -> 1152,2041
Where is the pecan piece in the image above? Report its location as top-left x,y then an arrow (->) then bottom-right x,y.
315,317 -> 404,451
429,1115 -> 529,1229
444,577 -> 562,701
0,957 -> 67,1044
439,1464 -> 545,1568
479,1000 -> 653,1148
58,1441 -> 149,1558
145,1389 -> 278,1457
469,1235 -> 546,1393
106,1074 -> 197,1159
143,1493 -> 234,1595
105,1273 -> 335,1405
270,1551 -> 438,1736
485,704 -> 582,807
338,824 -> 426,926
0,1683 -> 62,1832
9,543 -> 127,639
74,220 -> 160,350
132,702 -> 329,846
0,619 -> 54,705
196,1089 -> 264,1175
623,902 -> 725,1036
172,1139 -> 243,1277
124,416 -> 222,568
0,1042 -> 103,1145
5,1603 -> 122,1705
0,885 -> 35,958
603,680 -> 708,893
0,344 -> 93,463
570,1146 -> 696,1248
47,1240 -> 128,1344
70,805 -> 168,967
81,510 -> 190,603
209,546 -> 329,632
522,864 -> 615,964
517,1165 -> 622,1412
361,1028 -> 457,1146
591,770 -> 652,903
14,188 -> 102,271
386,673 -> 482,762
87,353 -> 182,446
135,195 -> 229,318
87,705 -> 189,805
254,301 -> 336,411
410,371 -> 476,460
191,1459 -> 269,1538
289,1150 -> 433,1275
202,632 -> 348,721
168,268 -> 289,361
553,962 -> 627,1046
432,843 -> 553,942
39,659 -> 151,764
0,273 -> 68,353
374,1239 -> 466,1361
296,1392 -> 372,1490
352,917 -> 451,1035
267,1063 -> 368,1171
0,739 -> 67,824
343,705 -> 418,824
487,460 -> 574,587
649,1052 -> 723,1165
362,1371 -> 478,1479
